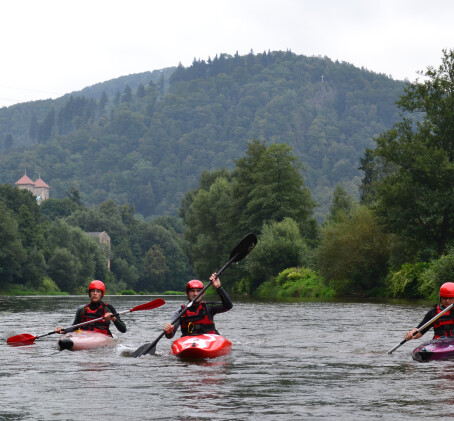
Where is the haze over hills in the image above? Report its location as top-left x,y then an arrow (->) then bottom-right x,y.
0,50 -> 406,221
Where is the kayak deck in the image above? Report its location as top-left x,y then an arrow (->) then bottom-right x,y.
58,330 -> 119,351
171,334 -> 232,359
412,337 -> 454,362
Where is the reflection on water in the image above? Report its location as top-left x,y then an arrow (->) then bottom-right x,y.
2,296 -> 454,419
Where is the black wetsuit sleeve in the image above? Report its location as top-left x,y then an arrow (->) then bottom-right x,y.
165,307 -> 182,339
416,307 -> 437,336
106,304 -> 127,333
206,286 -> 233,319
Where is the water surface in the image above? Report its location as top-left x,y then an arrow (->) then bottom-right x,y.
1,296 -> 453,420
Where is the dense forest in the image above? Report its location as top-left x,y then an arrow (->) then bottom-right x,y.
0,50 -> 405,221
2,49 -> 454,301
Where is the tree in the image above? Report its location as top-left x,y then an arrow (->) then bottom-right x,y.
45,220 -> 107,292
38,108 -> 55,143
22,247 -> 47,288
0,184 -> 44,250
66,186 -> 82,206
181,140 -> 317,288
121,85 -> 133,103
316,205 -> 392,295
98,91 -> 108,114
182,176 -> 233,281
232,140 -> 316,238
0,203 -> 26,286
246,218 -> 309,291
372,49 -> 454,256
326,184 -> 355,223
358,148 -> 379,204
142,245 -> 168,291
29,113 -> 38,142
111,257 -> 138,287
47,247 -> 81,292
40,197 -> 81,220
4,133 -> 13,151
136,83 -> 146,98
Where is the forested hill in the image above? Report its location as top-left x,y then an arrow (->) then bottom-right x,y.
0,67 -> 175,147
0,51 -> 405,220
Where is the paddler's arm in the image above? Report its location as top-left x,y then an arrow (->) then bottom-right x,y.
106,304 -> 127,333
164,308 -> 182,339
404,308 -> 436,341
404,328 -> 423,341
211,273 -> 233,312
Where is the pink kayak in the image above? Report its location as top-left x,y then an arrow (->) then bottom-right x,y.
58,330 -> 119,351
412,337 -> 454,362
171,334 -> 232,359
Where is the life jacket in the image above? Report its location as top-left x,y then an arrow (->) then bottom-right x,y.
433,305 -> 454,339
80,302 -> 111,335
180,302 -> 218,336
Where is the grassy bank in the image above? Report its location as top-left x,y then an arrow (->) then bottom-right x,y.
254,267 -> 336,299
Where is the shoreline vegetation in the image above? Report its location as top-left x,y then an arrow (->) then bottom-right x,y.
2,51 -> 454,303
0,267 -> 436,306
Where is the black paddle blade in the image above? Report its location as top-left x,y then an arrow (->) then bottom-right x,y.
131,343 -> 156,358
230,233 -> 257,262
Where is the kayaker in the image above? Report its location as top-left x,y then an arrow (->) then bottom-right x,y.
404,282 -> 454,341
163,273 -> 232,338
54,280 -> 127,336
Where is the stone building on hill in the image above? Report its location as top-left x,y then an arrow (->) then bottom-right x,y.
15,172 -> 50,204
86,231 -> 111,271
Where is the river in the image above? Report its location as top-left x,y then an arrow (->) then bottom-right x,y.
1,295 -> 454,420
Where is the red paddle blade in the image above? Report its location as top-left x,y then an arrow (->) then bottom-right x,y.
130,298 -> 165,312
7,333 -> 37,346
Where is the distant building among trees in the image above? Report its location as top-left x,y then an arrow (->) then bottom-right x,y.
85,231 -> 111,271
15,172 -> 50,204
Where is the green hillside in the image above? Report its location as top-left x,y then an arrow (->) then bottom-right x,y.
0,50 -> 405,221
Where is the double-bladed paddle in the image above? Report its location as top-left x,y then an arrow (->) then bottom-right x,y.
387,302 -> 454,354
132,233 -> 257,358
7,298 -> 166,346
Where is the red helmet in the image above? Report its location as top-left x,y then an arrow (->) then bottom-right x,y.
186,280 -> 204,293
440,282 -> 454,298
88,280 -> 105,296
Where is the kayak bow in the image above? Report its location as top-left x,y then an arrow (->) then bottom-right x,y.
412,337 -> 454,362
58,330 -> 119,351
171,334 -> 232,359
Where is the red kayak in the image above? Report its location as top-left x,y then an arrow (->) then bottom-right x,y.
171,334 -> 232,359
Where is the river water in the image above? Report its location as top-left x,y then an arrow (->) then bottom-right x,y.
1,295 -> 454,420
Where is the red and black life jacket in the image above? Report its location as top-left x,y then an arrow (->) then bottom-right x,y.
180,302 -> 218,336
433,305 -> 454,339
80,302 -> 110,335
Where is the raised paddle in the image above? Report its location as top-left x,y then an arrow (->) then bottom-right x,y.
7,298 -> 166,346
387,302 -> 454,354
132,233 -> 257,358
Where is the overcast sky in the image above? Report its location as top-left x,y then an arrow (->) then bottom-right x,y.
0,0 -> 452,108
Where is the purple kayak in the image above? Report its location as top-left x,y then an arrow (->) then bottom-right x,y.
412,337 -> 454,362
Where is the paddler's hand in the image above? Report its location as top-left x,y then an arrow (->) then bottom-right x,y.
104,312 -> 116,322
54,326 -> 64,334
164,323 -> 174,334
405,328 -> 421,341
210,272 -> 221,289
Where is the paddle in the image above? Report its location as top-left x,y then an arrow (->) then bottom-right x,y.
6,298 -> 166,346
387,303 -> 454,354
132,233 -> 258,358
